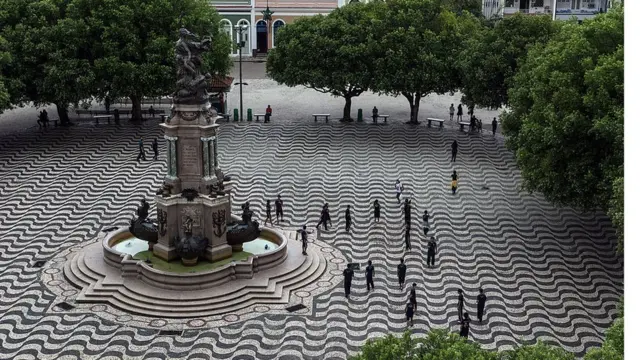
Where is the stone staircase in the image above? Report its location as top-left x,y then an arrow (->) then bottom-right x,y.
63,240 -> 328,318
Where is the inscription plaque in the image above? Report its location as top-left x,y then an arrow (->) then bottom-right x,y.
180,144 -> 200,175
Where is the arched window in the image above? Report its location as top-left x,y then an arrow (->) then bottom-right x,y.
272,20 -> 285,47
219,19 -> 233,54
236,19 -> 251,55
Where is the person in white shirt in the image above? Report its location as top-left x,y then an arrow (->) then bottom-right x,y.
395,180 -> 403,203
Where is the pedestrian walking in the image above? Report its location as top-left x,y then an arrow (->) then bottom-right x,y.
403,198 -> 412,227
395,179 -> 404,203
451,170 -> 458,195
449,103 -> 455,121
422,210 -> 429,236
409,283 -> 417,310
265,105 -> 272,123
372,106 -> 379,123
451,140 -> 458,162
343,264 -> 354,299
365,260 -> 375,292
137,138 -> 146,161
264,199 -> 273,226
316,203 -> 331,230
478,118 -> 483,133
148,105 -> 155,119
404,224 -> 412,251
460,312 -> 471,338
152,139 -> 158,160
345,205 -> 352,232
457,289 -> 465,322
477,288 -> 487,322
298,224 -> 309,255
397,258 -> 407,289
456,104 -> 463,122
427,236 -> 437,267
492,117 -> 498,136
405,302 -> 415,326
373,200 -> 381,222
275,195 -> 284,223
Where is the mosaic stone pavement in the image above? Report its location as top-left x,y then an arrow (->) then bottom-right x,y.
0,120 -> 623,359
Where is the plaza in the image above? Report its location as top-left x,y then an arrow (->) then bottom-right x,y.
0,97 -> 623,358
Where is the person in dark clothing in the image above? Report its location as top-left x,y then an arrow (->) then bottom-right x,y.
345,205 -> 352,232
451,140 -> 458,162
298,224 -> 309,255
422,210 -> 429,236
264,200 -> 273,226
397,258 -> 407,289
265,105 -> 272,123
316,203 -> 331,230
152,139 -> 158,160
404,224 -> 411,251
372,106 -> 379,123
37,110 -> 50,128
456,104 -> 463,122
403,198 -> 411,226
426,237 -> 437,267
275,195 -> 284,223
477,288 -> 487,322
451,170 -> 458,195
365,260 -> 375,292
457,289 -> 465,322
148,105 -> 155,119
492,117 -> 498,136
460,312 -> 471,338
468,104 -> 474,118
470,115 -> 477,132
343,264 -> 354,299
405,302 -> 415,326
137,138 -> 146,161
373,200 -> 381,222
409,283 -> 417,311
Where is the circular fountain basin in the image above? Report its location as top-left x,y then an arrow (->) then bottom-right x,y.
102,226 -> 289,290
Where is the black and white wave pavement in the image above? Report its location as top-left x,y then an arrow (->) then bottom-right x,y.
0,120 -> 623,359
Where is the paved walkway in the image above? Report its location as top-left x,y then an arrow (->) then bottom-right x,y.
0,119 -> 622,359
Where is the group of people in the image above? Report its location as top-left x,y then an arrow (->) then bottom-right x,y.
37,110 -> 50,128
449,103 -> 499,136
136,138 -> 159,162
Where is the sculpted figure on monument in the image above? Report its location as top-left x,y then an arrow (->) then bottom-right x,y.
175,28 -> 212,105
129,199 -> 158,243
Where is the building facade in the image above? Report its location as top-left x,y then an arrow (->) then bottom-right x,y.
212,0 -> 344,56
483,0 -> 611,20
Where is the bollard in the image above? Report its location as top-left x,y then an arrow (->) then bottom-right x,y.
357,109 -> 363,122
233,108 -> 239,122
247,108 -> 252,121
224,99 -> 228,114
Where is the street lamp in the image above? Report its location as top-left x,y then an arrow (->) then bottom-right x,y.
234,25 -> 248,121
261,0 -> 274,50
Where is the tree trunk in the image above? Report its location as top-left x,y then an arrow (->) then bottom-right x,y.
403,92 -> 421,124
130,95 -> 142,121
55,102 -> 70,126
342,96 -> 353,122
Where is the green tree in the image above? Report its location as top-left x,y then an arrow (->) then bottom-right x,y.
0,35 -> 10,112
500,8 -> 624,213
608,177 -> 623,253
66,0 -> 232,121
444,0 -> 483,17
370,0 -> 481,124
267,2 -> 380,121
498,343 -> 575,360
0,0 -> 96,124
585,299 -> 624,360
458,13 -> 558,110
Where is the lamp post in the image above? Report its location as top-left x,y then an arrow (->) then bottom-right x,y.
261,0 -> 274,50
234,25 -> 248,121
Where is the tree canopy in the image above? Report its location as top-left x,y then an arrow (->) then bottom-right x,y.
370,0 -> 481,123
0,34 -> 10,113
458,13 -> 558,110
500,8 -> 623,222
267,2 -> 381,121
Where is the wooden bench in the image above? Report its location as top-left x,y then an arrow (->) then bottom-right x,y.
459,122 -> 471,131
142,109 -> 165,119
427,118 -> 445,128
219,114 -> 231,122
76,109 -> 93,117
160,115 -> 169,123
313,114 -> 330,123
37,118 -> 59,128
254,114 -> 266,122
93,115 -> 113,124
379,115 -> 389,123
51,118 -> 59,127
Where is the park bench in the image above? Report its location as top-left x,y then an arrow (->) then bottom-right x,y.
37,118 -> 59,128
427,118 -> 445,128
379,115 -> 389,123
219,114 -> 231,122
254,114 -> 266,122
75,109 -> 93,117
459,121 -> 471,131
313,114 -> 330,123
51,118 -> 59,127
93,115 -> 113,124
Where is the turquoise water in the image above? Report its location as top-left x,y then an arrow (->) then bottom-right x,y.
243,238 -> 278,255
112,237 -> 149,256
